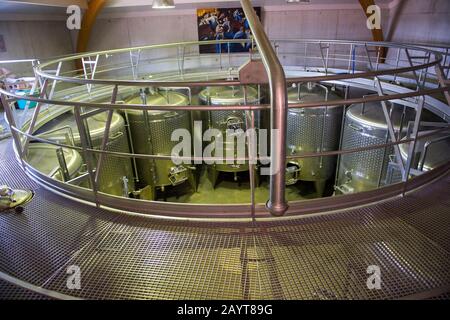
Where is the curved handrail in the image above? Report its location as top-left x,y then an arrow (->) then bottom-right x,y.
1,37 -> 450,220
33,39 -> 443,87
1,84 -> 448,112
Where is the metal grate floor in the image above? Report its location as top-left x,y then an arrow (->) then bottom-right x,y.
0,139 -> 449,300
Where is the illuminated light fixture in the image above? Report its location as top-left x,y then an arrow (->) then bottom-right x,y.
152,0 -> 175,9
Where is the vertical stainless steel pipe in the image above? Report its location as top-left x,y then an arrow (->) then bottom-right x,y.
240,0 -> 288,216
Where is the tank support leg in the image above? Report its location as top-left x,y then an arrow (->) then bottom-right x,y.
188,170 -> 197,193
255,167 -> 260,188
209,167 -> 220,189
314,180 -> 327,197
161,186 -> 167,202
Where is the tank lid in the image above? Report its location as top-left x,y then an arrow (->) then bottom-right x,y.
346,102 -> 415,130
26,143 -> 82,177
34,110 -> 124,142
287,83 -> 340,108
198,86 -> 259,105
125,91 -> 189,116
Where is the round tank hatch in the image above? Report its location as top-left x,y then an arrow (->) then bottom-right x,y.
346,102 -> 415,131
198,86 -> 259,105
26,143 -> 83,180
125,91 -> 189,120
287,83 -> 340,109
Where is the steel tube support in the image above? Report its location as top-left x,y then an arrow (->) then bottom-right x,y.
402,97 -> 425,196
240,0 -> 288,216
94,85 -> 118,184
0,94 -> 26,169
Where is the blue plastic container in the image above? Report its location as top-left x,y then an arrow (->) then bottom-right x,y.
15,90 -> 38,110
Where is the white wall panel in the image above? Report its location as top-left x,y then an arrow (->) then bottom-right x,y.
1,0 -> 449,70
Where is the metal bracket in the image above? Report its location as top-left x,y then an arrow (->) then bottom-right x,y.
319,42 -> 330,75
238,59 -> 269,84
404,49 -> 422,91
130,49 -> 141,80
403,96 -> 425,188
56,147 -> 70,182
168,166 -> 189,186
435,63 -> 450,106
81,54 -> 99,93
177,46 -> 185,78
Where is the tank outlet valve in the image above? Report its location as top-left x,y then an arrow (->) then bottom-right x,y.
285,163 -> 301,186
334,184 -> 355,195
168,166 -> 189,186
344,170 -> 353,183
122,176 -> 130,197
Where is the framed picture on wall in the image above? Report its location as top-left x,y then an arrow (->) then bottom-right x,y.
197,7 -> 262,54
0,35 -> 6,53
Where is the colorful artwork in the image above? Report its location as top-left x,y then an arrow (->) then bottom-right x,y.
197,7 -> 262,54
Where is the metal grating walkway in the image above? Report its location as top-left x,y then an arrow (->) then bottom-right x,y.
0,139 -> 449,300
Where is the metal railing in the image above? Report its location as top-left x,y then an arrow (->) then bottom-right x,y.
1,20 -> 450,220
241,0 -> 288,216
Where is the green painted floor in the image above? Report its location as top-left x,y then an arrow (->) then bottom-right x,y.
160,167 -> 332,205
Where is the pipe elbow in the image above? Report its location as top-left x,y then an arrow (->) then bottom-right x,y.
266,200 -> 289,217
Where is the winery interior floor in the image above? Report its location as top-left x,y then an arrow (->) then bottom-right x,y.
162,169 -> 326,204
1,138 -> 450,299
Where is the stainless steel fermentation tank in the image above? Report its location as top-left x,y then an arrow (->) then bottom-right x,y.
124,89 -> 196,198
25,143 -> 83,182
335,102 -> 416,194
35,110 -> 135,197
198,86 -> 260,187
387,131 -> 450,183
286,82 -> 343,196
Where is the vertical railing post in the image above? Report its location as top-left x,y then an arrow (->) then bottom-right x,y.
22,79 -> 49,153
1,93 -> 26,169
73,107 -> 100,206
402,96 -> 425,196
94,85 -> 118,186
241,0 -> 288,216
244,86 -> 257,220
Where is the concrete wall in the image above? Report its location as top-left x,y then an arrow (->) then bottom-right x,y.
262,8 -> 390,41
386,0 -> 450,45
0,0 -> 449,65
87,15 -> 198,51
84,1 -> 449,51
0,20 -> 73,75
86,7 -> 388,52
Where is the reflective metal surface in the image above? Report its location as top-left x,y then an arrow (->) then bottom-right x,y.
35,111 -> 135,196
286,83 -> 342,194
0,186 -> 33,214
125,90 -> 194,194
0,36 -> 449,218
336,102 -> 416,194
391,133 -> 450,182
25,143 -> 83,182
199,86 -> 260,176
